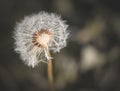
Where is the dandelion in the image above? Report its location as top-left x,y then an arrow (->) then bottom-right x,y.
13,11 -> 69,67
13,11 -> 69,91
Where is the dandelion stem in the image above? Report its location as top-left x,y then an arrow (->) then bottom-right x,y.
46,48 -> 54,91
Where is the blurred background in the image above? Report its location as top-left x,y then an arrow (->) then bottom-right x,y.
0,0 -> 120,91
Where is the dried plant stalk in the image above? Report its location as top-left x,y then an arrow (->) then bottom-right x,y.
46,47 -> 54,91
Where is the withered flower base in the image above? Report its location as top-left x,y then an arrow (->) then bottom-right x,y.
33,29 -> 51,48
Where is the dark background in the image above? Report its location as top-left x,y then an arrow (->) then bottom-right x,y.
0,0 -> 120,91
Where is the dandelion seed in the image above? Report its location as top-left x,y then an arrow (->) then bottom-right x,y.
13,11 -> 69,67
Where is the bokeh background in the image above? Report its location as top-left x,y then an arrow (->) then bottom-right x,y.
0,0 -> 120,91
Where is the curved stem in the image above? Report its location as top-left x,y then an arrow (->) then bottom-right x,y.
46,48 -> 54,91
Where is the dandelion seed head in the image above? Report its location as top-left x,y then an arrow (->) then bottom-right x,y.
33,29 -> 51,48
13,11 -> 69,67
